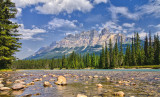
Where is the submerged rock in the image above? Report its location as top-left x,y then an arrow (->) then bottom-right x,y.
94,75 -> 98,78
0,84 -> 4,87
88,76 -> 93,78
106,76 -> 110,80
12,83 -> 25,90
43,75 -> 47,77
49,79 -> 55,81
43,81 -> 52,87
96,84 -> 103,88
0,87 -> 11,91
55,76 -> 67,85
12,90 -> 24,95
34,78 -> 42,82
6,80 -> 12,85
77,94 -> 87,97
114,91 -> 125,97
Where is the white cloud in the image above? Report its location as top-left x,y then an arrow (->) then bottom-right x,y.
48,18 -> 77,29
12,0 -> 93,15
18,24 -> 47,40
94,0 -> 108,4
156,24 -> 160,28
100,21 -> 123,33
16,8 -> 22,17
127,30 -> 147,39
123,23 -> 135,28
156,31 -> 160,35
108,5 -> 139,20
138,0 -> 160,18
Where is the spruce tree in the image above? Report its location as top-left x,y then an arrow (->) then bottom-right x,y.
0,0 -> 21,69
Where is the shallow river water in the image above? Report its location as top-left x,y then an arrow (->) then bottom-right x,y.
0,69 -> 160,97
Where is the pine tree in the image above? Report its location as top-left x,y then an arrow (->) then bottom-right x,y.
131,37 -> 137,66
154,34 -> 160,65
118,36 -> 123,66
114,39 -> 119,67
91,53 -> 96,68
101,46 -> 105,68
148,32 -> 154,65
105,43 -> 110,68
144,35 -> 149,65
135,32 -> 141,65
124,45 -> 131,66
109,39 -> 113,67
110,50 -> 115,68
62,54 -> 67,68
0,0 -> 21,69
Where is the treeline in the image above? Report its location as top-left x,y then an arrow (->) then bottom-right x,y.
12,32 -> 160,69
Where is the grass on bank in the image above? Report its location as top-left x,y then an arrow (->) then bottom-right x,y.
120,65 -> 160,69
0,65 -> 160,71
0,69 -> 12,72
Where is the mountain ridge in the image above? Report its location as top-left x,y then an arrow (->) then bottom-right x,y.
26,27 -> 132,59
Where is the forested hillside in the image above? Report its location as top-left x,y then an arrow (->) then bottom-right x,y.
12,32 -> 160,69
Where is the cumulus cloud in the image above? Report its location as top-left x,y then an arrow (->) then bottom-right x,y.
94,0 -> 108,4
18,24 -> 47,40
108,5 -> 139,20
47,18 -> 77,30
12,0 -> 93,14
123,23 -> 135,28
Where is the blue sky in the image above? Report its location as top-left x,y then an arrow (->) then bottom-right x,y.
11,0 -> 160,59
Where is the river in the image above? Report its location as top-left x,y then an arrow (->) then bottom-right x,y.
0,69 -> 160,97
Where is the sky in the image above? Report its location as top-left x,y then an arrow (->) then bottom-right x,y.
11,0 -> 160,59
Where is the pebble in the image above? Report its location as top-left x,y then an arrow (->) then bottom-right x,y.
77,94 -> 87,97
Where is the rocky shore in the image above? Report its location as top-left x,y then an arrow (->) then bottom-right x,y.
0,70 -> 159,97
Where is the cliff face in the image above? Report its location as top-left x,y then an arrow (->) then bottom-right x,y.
27,28 -> 132,59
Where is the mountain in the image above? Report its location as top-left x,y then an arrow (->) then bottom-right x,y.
26,27 -> 132,59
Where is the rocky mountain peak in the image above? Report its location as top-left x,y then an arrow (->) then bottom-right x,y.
101,27 -> 110,35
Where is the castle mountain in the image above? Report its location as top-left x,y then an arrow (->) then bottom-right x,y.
27,28 -> 132,59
